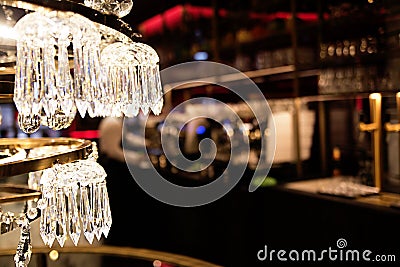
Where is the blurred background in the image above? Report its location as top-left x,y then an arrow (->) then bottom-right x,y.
1,0 -> 400,266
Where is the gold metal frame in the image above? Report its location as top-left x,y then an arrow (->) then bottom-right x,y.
359,93 -> 383,190
0,184 -> 41,203
0,138 -> 93,178
0,245 -> 223,267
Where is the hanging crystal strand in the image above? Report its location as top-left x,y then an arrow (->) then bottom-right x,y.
132,65 -> 142,116
112,66 -> 123,117
23,43 -> 33,114
73,36 -> 87,118
139,65 -> 150,115
42,40 -> 58,117
70,13 -> 102,118
31,45 -> 44,115
39,195 -> 49,245
89,182 -> 99,240
47,190 -> 57,247
88,47 -> 98,116
83,45 -> 96,118
66,186 -> 81,246
80,185 -> 94,244
151,65 -> 164,115
107,66 -> 117,116
120,66 -> 130,116
14,220 -> 32,267
14,39 -> 24,113
100,182 -> 112,237
146,64 -> 156,108
90,46 -> 103,117
124,66 -> 139,117
55,187 -> 67,247
46,37 -> 72,130
137,42 -> 163,115
16,43 -> 37,133
58,39 -> 75,118
56,38 -> 70,89
38,167 -> 56,247
39,190 -> 56,247
93,182 -> 103,240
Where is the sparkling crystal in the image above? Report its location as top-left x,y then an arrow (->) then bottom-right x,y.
38,155 -> 110,247
40,203 -> 56,247
75,99 -> 88,118
13,11 -> 104,131
46,196 -> 56,247
101,183 -> 112,237
55,189 -> 67,247
93,184 -> 103,240
80,186 -> 94,244
101,42 -> 163,117
41,107 -> 76,130
67,187 -> 81,246
18,113 -> 40,134
39,202 -> 48,245
14,223 -> 32,267
152,97 -> 164,115
84,0 -> 133,18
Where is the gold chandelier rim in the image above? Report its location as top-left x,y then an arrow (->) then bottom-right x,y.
0,137 -> 93,178
0,183 -> 41,204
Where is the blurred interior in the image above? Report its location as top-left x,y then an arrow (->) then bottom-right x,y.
1,0 -> 400,266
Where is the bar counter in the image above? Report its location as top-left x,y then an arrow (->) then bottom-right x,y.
165,175 -> 400,266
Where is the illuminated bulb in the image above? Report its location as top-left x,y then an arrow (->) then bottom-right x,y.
370,93 -> 381,100
49,250 -> 59,261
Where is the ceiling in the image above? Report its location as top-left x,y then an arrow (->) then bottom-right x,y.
124,0 -> 264,26
125,0 -> 209,26
124,0 -> 340,28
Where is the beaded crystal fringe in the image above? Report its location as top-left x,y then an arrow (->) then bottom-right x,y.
13,11 -> 163,134
36,144 -> 111,247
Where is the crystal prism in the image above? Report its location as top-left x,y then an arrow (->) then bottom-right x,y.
55,189 -> 67,247
67,187 -> 81,246
84,0 -> 133,18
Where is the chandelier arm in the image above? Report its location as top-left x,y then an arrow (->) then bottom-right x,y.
0,138 -> 93,178
0,184 -> 41,204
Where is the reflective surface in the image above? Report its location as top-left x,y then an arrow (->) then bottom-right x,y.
0,246 -> 223,267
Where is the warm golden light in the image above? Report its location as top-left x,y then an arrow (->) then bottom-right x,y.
0,25 -> 17,40
369,93 -> 381,100
153,260 -> 162,267
49,250 -> 59,261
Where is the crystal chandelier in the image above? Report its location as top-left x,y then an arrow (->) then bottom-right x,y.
0,0 -> 165,266
12,0 -> 163,134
